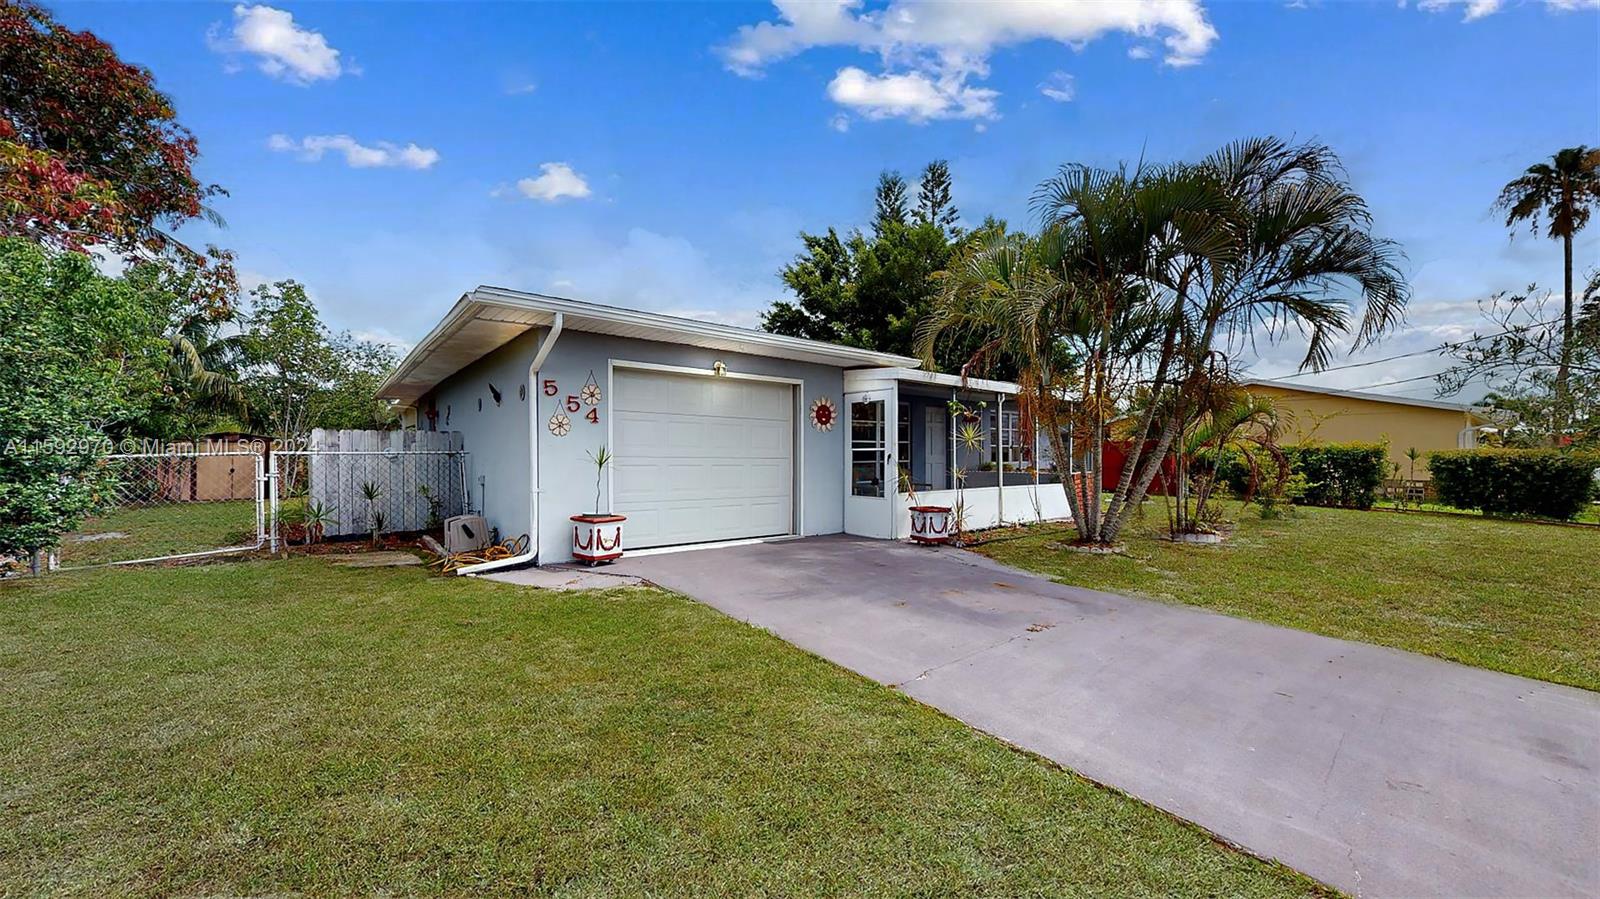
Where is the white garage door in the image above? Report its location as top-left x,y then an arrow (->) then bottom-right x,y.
612,367 -> 795,548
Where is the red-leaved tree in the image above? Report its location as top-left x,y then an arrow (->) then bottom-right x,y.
0,0 -> 234,306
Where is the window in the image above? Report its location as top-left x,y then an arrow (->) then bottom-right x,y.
995,409 -> 1022,466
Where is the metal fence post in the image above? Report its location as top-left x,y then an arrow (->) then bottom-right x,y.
268,449 -> 280,553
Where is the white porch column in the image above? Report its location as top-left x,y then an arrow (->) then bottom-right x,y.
996,392 -> 1004,525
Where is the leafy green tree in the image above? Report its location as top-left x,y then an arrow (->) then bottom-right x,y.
0,239 -> 159,556
764,162 -> 1002,373
1495,146 -> 1600,430
238,280 -> 398,437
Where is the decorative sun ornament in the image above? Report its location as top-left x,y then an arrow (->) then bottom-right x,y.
548,412 -> 572,437
809,396 -> 838,432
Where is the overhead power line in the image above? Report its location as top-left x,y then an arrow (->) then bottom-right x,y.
1263,317 -> 1562,380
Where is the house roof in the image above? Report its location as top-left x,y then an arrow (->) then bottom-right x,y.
378,286 -> 921,404
1242,378 -> 1488,419
844,367 -> 1022,396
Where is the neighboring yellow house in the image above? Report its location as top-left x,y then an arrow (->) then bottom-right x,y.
1243,379 -> 1493,480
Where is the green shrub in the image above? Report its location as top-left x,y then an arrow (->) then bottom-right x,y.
1285,443 -> 1388,510
1428,449 -> 1599,521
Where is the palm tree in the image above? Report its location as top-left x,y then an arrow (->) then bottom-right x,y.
1495,146 -> 1600,431
920,138 -> 1408,546
166,309 -> 247,419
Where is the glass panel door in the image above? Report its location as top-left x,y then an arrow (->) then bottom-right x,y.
850,398 -> 885,497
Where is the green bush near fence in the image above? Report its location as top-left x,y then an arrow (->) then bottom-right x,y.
1428,449 -> 1599,521
1217,442 -> 1388,510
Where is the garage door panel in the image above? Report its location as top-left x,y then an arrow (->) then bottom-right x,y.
613,368 -> 795,548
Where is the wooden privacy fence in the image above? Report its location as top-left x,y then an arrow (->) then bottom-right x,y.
270,429 -> 468,545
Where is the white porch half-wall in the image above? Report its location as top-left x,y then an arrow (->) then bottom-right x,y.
898,483 -> 1074,540
842,367 -> 1073,540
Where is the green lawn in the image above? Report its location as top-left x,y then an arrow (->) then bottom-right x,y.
975,505 -> 1600,692
0,559 -> 1326,897
58,499 -> 259,567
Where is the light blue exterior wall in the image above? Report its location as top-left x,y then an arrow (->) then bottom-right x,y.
424,327 -> 849,564
419,328 -> 543,544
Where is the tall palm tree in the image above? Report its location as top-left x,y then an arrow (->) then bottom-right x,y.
1495,146 -> 1600,431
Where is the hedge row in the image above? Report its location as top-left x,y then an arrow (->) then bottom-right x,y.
1216,442 -> 1389,510
1428,449 -> 1599,521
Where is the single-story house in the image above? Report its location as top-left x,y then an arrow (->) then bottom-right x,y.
378,287 -> 1073,570
1242,378 -> 1494,479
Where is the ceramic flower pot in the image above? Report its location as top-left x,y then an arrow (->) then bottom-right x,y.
571,514 -> 626,565
908,505 -> 953,545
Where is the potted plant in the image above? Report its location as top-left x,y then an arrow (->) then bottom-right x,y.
901,466 -> 951,546
572,445 -> 626,565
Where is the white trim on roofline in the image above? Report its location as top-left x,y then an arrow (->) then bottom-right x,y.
844,367 -> 1021,395
1243,378 -> 1486,416
379,287 -> 922,403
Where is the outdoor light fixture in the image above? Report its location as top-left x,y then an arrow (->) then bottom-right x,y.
712,361 -> 727,377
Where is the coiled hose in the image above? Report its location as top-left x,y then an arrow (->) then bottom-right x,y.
429,534 -> 531,573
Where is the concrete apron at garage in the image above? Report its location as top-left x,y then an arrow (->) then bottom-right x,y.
607,536 -> 1600,899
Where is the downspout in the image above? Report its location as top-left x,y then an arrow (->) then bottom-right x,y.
996,392 -> 1004,526
458,312 -> 564,576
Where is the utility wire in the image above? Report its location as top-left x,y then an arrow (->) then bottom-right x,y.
1263,316 -> 1562,380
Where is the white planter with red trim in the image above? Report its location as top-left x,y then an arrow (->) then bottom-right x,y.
571,514 -> 626,565
908,505 -> 953,545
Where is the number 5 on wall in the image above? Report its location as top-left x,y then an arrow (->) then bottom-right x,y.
543,379 -> 558,396
566,395 -> 581,413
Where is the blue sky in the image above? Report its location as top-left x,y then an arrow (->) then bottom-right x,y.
52,0 -> 1600,397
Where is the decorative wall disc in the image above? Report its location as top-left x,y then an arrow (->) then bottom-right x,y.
809,396 -> 837,431
548,412 -> 572,436
581,370 -> 603,406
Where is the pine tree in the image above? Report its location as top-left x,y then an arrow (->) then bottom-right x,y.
872,171 -> 909,235
916,160 -> 960,238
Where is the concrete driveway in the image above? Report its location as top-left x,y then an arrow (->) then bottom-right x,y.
608,535 -> 1600,898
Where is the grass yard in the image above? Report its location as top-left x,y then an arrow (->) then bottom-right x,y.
975,505 -> 1600,692
0,559 -> 1326,897
58,499 -> 259,567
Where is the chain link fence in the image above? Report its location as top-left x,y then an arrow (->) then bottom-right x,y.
269,449 -> 469,550
56,452 -> 266,569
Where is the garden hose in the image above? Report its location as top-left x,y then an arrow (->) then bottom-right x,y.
429,534 -> 531,573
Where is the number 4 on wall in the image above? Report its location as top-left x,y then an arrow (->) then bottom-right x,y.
586,408 -> 599,424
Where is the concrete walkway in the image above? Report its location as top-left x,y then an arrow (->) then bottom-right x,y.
609,535 -> 1600,898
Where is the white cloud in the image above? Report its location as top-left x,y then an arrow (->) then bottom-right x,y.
1127,45 -> 1153,59
1038,70 -> 1076,102
720,0 -> 1214,123
208,5 -> 344,84
827,66 -> 997,121
829,114 -> 851,132
515,163 -> 592,202
268,134 -> 440,170
1415,0 -> 1596,19
1417,0 -> 1503,19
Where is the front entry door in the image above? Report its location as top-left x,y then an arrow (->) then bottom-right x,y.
844,390 -> 895,538
925,406 -> 948,490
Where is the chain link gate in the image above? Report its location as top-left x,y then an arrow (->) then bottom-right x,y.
56,451 -> 267,569
268,448 -> 470,551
